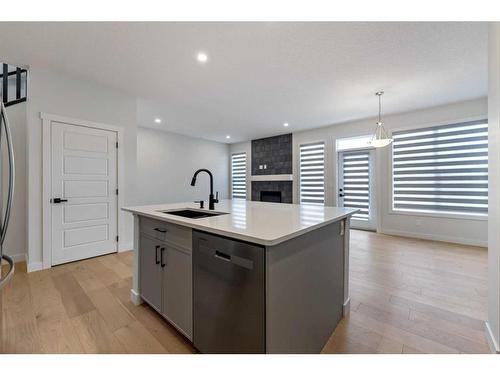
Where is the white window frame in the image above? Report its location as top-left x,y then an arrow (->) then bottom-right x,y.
336,134 -> 374,152
388,116 -> 488,221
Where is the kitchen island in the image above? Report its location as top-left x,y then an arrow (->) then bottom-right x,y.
122,199 -> 357,353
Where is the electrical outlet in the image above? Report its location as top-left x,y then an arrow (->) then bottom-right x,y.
259,165 -> 263,170
264,164 -> 267,169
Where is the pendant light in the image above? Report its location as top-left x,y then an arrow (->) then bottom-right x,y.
369,91 -> 393,148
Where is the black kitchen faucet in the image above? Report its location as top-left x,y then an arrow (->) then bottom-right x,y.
191,168 -> 219,210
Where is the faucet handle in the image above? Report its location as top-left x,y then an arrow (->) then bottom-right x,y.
214,192 -> 219,203
194,200 -> 204,209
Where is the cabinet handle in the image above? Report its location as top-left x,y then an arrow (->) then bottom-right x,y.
155,245 -> 160,265
154,227 -> 167,233
160,247 -> 166,268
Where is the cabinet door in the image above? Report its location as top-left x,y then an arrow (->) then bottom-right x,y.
162,245 -> 193,339
139,234 -> 162,312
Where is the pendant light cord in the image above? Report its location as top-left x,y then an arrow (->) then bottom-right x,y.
376,90 -> 384,125
378,92 -> 382,124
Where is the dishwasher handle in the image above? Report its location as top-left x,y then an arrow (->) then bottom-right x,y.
213,250 -> 254,270
215,250 -> 231,262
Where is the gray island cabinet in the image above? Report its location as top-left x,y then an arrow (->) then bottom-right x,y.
123,199 -> 357,354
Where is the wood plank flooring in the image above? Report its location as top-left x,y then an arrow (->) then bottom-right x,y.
322,230 -> 489,354
0,230 -> 490,354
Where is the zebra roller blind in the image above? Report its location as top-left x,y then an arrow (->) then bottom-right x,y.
300,142 -> 325,205
341,150 -> 371,221
231,153 -> 247,199
392,120 -> 488,216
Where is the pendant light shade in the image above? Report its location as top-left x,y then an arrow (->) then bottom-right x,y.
369,91 -> 393,148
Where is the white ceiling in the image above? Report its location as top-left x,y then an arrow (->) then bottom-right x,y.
0,22 -> 488,143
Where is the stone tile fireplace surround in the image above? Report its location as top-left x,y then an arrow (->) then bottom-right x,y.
250,133 -> 293,204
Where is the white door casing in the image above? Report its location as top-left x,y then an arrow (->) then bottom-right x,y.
50,121 -> 118,265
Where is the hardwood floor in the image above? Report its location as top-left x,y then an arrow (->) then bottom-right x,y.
0,253 -> 194,354
322,230 -> 489,354
0,230 -> 490,354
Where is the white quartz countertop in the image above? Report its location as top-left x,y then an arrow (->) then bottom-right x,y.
122,199 -> 358,246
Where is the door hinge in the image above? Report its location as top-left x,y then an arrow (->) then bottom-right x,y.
116,235 -> 119,242
115,141 -> 118,148
115,188 -> 119,195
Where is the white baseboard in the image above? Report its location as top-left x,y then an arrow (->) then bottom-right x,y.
485,321 -> 500,354
379,229 -> 487,247
343,297 -> 351,317
119,242 -> 133,253
27,261 -> 43,273
130,289 -> 142,306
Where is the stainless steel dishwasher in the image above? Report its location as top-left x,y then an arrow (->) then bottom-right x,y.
192,230 -> 265,353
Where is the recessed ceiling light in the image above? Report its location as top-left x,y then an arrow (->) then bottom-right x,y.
154,118 -> 162,124
226,135 -> 231,139
283,122 -> 289,127
197,52 -> 208,63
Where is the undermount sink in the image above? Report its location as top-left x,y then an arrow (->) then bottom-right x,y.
159,209 -> 228,219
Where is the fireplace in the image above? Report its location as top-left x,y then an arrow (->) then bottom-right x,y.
250,133 -> 293,204
260,190 -> 282,203
251,181 -> 292,203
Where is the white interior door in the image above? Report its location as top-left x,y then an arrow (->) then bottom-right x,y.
338,149 -> 377,230
51,121 -> 118,265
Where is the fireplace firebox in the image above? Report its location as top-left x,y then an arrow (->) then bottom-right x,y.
260,190 -> 282,203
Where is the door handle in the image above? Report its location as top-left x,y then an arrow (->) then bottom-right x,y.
160,247 -> 166,268
154,227 -> 167,233
52,198 -> 68,203
155,245 -> 160,265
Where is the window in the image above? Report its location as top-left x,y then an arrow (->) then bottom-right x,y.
392,120 -> 488,216
231,152 -> 247,199
300,142 -> 325,205
339,150 -> 372,221
336,134 -> 373,151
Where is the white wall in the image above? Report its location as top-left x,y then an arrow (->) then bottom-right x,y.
231,97 -> 488,246
2,102 -> 27,262
487,22 -> 500,353
26,66 -> 138,269
136,127 -> 229,205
